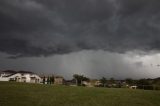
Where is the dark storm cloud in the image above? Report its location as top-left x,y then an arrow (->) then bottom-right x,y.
1,0 -> 160,58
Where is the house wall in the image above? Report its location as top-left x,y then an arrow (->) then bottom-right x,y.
54,77 -> 63,84
24,74 -> 31,83
0,77 -> 9,81
30,79 -> 36,83
8,73 -> 22,82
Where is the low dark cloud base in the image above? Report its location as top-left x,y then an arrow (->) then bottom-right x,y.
1,0 -> 160,58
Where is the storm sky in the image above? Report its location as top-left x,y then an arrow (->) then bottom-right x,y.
0,0 -> 160,79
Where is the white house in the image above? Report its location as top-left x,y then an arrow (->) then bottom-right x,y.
0,70 -> 42,83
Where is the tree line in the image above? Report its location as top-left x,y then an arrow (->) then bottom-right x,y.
72,74 -> 160,90
41,74 -> 160,90
99,77 -> 160,90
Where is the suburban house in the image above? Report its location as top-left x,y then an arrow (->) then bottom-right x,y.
54,76 -> 64,84
94,80 -> 102,86
82,81 -> 93,87
40,75 -> 64,85
64,79 -> 77,86
0,70 -> 42,83
82,80 -> 104,87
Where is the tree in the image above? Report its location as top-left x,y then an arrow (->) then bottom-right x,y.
47,76 -> 50,84
73,74 -> 89,86
109,77 -> 115,84
100,77 -> 107,87
125,78 -> 134,86
137,79 -> 152,90
43,76 -> 46,84
137,79 -> 149,85
50,76 -> 54,84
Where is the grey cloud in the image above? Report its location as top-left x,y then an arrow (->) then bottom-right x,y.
1,50 -> 159,79
0,0 -> 160,58
134,62 -> 143,67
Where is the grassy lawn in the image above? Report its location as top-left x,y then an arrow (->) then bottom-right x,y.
0,82 -> 160,106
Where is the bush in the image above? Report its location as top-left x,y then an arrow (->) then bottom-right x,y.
154,85 -> 160,90
137,85 -> 154,90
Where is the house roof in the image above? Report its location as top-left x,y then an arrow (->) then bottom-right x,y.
17,71 -> 34,74
3,74 -> 16,77
2,70 -> 17,74
55,76 -> 63,79
1,70 -> 35,76
2,70 -> 34,74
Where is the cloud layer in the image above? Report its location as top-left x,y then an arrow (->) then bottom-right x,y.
0,50 -> 160,79
0,0 -> 160,58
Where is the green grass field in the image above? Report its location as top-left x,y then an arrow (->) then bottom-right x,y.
0,82 -> 160,106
